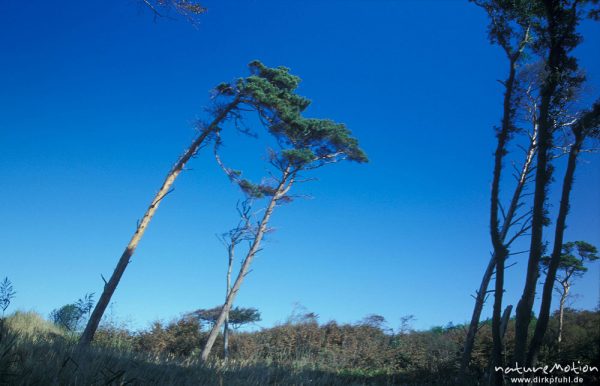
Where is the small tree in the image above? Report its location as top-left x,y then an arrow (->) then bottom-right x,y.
193,306 -> 260,329
540,241 -> 598,347
51,304 -> 83,332
51,293 -> 95,332
76,292 -> 95,320
193,305 -> 261,359
0,278 -> 16,317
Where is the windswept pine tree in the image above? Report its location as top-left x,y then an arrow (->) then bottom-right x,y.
80,61 -> 366,347
540,241 -> 599,348
199,61 -> 367,361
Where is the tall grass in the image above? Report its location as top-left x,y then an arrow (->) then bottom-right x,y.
1,309 -> 597,385
0,313 -> 410,385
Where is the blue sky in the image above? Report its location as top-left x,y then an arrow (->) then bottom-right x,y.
1,0 -> 599,331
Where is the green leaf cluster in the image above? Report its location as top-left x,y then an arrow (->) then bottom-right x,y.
541,241 -> 599,278
192,306 -> 261,329
215,60 -> 368,172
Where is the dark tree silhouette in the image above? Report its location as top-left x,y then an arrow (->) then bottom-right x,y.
527,102 -> 600,365
51,293 -> 95,332
465,2 -> 533,383
193,306 -> 261,329
51,305 -> 83,332
0,278 -> 16,317
471,0 -> 597,380
512,0 -> 587,367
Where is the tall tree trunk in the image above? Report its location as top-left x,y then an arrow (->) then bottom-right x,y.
557,283 -> 569,348
466,13 -> 529,380
512,93 -> 551,366
78,99 -> 240,347
526,131 -> 583,365
223,244 -> 234,360
514,0 -> 561,365
200,167 -> 293,361
500,305 -> 513,341
489,249 -> 507,386
489,51 -> 520,386
461,256 -> 495,376
461,130 -> 536,378
487,305 -> 513,386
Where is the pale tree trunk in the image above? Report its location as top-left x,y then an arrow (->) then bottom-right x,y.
557,282 -> 569,347
200,167 -> 293,361
79,99 -> 239,347
223,244 -> 234,360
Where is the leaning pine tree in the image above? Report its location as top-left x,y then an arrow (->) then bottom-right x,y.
80,61 -> 351,346
199,62 -> 367,361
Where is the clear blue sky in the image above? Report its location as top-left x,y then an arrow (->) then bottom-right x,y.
1,0 -> 599,331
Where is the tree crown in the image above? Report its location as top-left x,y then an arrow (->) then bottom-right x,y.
212,61 -> 368,198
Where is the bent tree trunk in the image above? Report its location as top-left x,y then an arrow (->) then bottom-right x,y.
461,132 -> 535,378
200,168 -> 292,361
78,100 -> 239,347
489,47 -> 523,385
461,256 -> 495,376
463,14 -> 530,380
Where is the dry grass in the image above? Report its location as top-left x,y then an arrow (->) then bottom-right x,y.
0,313 -> 409,385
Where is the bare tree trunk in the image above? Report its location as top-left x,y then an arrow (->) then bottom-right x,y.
200,167 -> 293,361
462,137 -> 535,377
79,99 -> 239,347
557,283 -> 569,348
526,130 -> 584,365
500,305 -> 513,340
461,130 -> 536,379
223,244 -> 234,360
461,256 -> 495,376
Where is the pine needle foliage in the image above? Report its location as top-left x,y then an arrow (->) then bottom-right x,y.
212,60 -> 367,198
